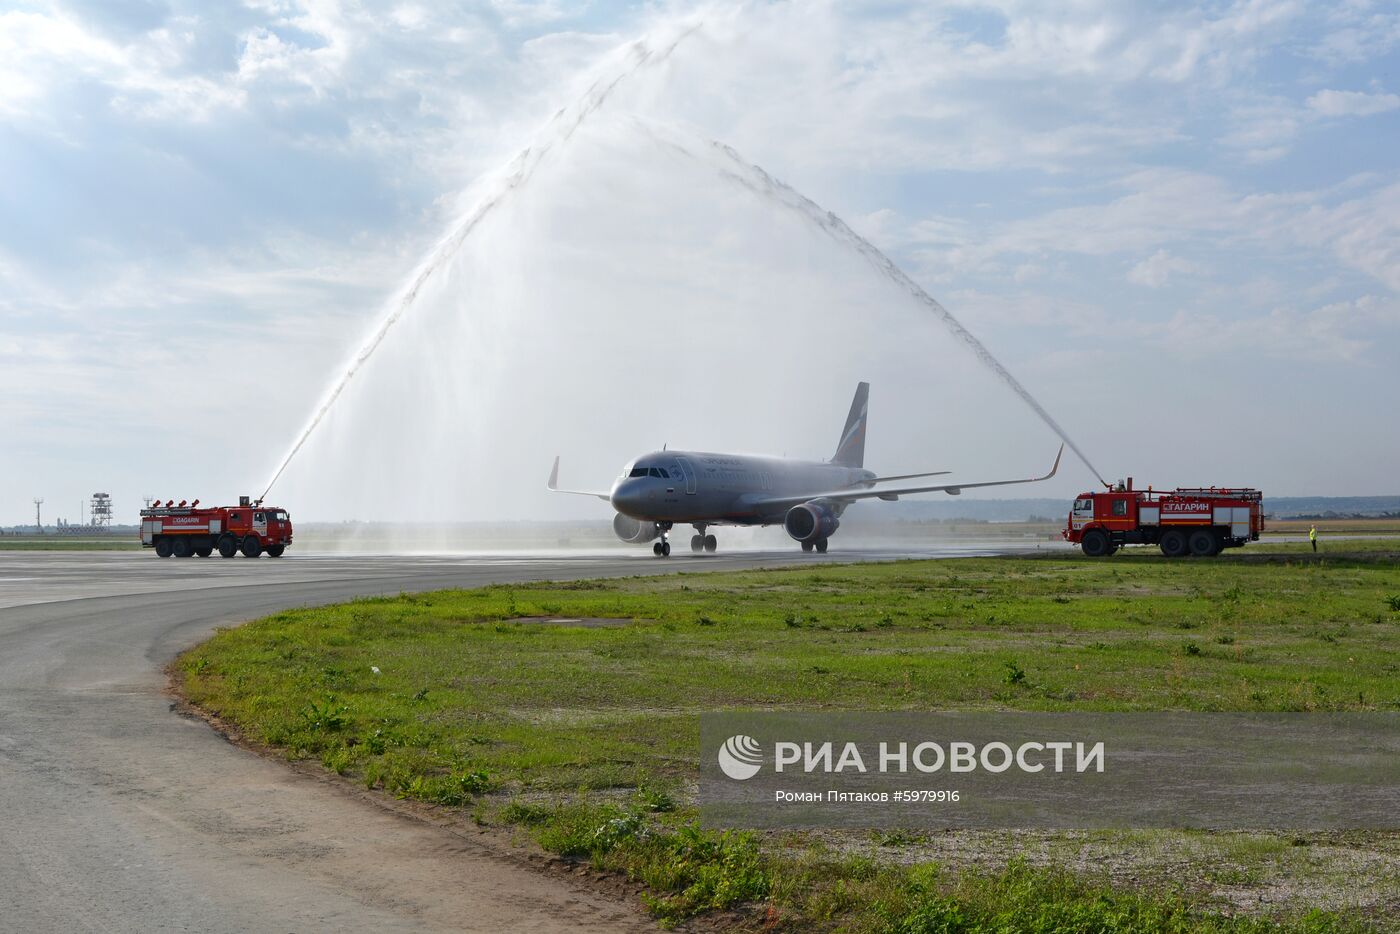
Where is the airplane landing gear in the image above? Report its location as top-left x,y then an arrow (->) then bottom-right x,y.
801,538 -> 829,554
691,526 -> 718,554
653,524 -> 673,558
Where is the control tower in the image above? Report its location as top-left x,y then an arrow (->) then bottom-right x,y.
90,493 -> 113,529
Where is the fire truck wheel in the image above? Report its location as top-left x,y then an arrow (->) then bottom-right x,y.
1188,529 -> 1217,557
1080,529 -> 1111,557
1159,530 -> 1188,558
172,537 -> 193,558
241,536 -> 262,558
267,544 -> 285,558
195,544 -> 213,558
154,538 -> 173,558
217,535 -> 237,558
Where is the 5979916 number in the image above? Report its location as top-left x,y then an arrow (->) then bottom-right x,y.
892,790 -> 960,803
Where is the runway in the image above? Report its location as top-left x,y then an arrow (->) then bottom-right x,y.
0,545 -> 1037,932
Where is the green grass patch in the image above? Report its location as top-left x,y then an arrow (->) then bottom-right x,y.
852,859 -> 1358,933
179,550 -> 1399,930
0,537 -> 141,550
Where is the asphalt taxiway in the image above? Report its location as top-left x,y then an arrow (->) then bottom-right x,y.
0,545 -> 1040,932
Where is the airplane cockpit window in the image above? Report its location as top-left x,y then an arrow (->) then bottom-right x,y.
629,467 -> 648,478
648,467 -> 671,479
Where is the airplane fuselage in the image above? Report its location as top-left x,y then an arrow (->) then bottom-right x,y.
609,450 -> 875,526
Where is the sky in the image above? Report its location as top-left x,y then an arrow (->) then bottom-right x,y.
2,0 -> 1399,526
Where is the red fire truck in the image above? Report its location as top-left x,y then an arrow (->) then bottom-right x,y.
140,496 -> 293,559
1063,480 -> 1264,557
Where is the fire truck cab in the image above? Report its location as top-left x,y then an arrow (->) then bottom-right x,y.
1064,480 -> 1263,558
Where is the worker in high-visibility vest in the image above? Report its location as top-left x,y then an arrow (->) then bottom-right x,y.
1309,525 -> 1318,552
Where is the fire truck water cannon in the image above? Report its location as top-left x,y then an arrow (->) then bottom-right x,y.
139,497 -> 294,559
1063,478 -> 1264,558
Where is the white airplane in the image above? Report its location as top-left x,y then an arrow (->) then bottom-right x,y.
550,382 -> 1061,556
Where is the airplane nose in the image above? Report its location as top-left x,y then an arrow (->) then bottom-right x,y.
610,481 -> 643,516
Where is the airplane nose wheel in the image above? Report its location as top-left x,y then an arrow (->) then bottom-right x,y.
653,539 -> 671,558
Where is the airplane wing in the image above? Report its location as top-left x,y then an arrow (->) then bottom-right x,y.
752,445 -> 1062,510
547,456 -> 612,501
860,470 -> 952,484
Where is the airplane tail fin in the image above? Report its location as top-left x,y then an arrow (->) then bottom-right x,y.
832,382 -> 869,468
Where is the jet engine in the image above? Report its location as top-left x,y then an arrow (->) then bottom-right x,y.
784,501 -> 840,543
613,513 -> 660,544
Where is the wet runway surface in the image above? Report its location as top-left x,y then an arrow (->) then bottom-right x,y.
0,545 -> 1036,932
0,544 -> 1048,609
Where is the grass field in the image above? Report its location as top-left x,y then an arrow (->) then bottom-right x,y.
0,536 -> 141,550
178,542 -> 1400,931
1267,520 -> 1400,535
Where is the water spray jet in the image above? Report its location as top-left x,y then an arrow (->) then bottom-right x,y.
633,119 -> 1110,488
260,22 -> 703,501
262,17 -> 1108,505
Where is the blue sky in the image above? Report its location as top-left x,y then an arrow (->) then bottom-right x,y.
2,0 -> 1398,524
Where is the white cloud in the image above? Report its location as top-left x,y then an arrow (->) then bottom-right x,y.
0,8 -> 132,116
887,167 -> 1400,301
1308,3 -> 1400,64
1218,94 -> 1304,161
952,284 -> 1397,362
1127,249 -> 1199,287
1291,181 -> 1400,292
0,7 -> 249,122
1306,88 -> 1400,117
